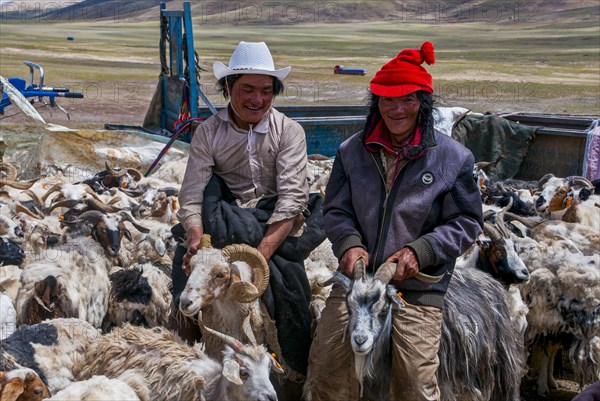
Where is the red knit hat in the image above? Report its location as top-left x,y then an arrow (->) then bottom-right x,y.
370,42 -> 435,97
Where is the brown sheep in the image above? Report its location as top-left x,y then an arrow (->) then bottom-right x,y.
0,368 -> 50,401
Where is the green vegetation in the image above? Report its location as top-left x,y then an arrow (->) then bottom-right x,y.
0,5 -> 598,117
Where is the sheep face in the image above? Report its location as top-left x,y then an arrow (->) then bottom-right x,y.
0,368 -> 51,401
478,237 -> 530,285
179,250 -> 232,317
346,277 -> 396,355
221,345 -> 281,401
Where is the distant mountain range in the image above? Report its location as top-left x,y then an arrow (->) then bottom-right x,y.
1,0 -> 598,26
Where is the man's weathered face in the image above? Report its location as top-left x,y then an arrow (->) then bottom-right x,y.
229,74 -> 275,129
378,92 -> 421,145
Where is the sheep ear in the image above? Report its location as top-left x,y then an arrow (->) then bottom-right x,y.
222,359 -> 243,385
154,238 -> 167,256
0,381 -> 25,401
269,354 -> 285,374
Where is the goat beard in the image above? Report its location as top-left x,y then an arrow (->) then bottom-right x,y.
353,353 -> 368,398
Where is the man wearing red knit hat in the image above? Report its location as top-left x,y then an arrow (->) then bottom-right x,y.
305,43 -> 483,400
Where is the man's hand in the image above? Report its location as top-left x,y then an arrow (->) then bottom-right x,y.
385,247 -> 419,281
182,226 -> 204,275
339,247 -> 369,278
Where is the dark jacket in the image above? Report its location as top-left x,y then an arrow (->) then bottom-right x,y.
323,129 -> 483,309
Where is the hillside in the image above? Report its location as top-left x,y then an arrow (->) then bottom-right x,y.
1,0 -> 598,27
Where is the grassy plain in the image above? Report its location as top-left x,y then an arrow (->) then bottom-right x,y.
0,7 -> 598,127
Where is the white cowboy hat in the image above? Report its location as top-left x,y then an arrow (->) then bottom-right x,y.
213,41 -> 291,80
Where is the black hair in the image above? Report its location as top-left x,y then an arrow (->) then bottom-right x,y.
362,90 -> 436,158
217,74 -> 285,100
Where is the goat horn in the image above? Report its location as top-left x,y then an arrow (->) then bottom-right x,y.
47,199 -> 82,213
353,258 -> 366,280
537,173 -> 555,188
566,176 -> 594,190
222,244 -> 269,303
0,162 -> 18,181
373,262 -> 396,284
0,178 -> 37,190
198,312 -> 250,354
118,187 -> 145,198
105,161 -> 127,177
15,203 -> 43,220
503,211 -> 544,229
88,198 -> 122,213
83,186 -> 105,203
483,223 -> 503,242
21,189 -> 44,207
118,211 -> 150,233
495,198 -> 513,238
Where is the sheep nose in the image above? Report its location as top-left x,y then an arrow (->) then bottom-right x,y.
353,334 -> 368,346
535,196 -> 545,208
180,298 -> 192,310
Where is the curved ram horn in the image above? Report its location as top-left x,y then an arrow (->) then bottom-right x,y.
118,211 -> 150,233
537,173 -> 555,189
222,244 -> 269,303
105,161 -> 127,177
47,199 -> 82,213
118,187 -> 146,198
373,262 -> 396,284
0,178 -> 37,190
76,210 -> 106,225
164,187 -> 180,197
566,176 -> 594,190
503,211 -> 545,229
83,186 -> 105,203
87,198 -> 122,213
41,183 -> 63,203
15,203 -> 43,220
0,162 -> 18,181
126,168 -> 143,182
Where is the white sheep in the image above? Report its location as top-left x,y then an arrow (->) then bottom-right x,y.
1,318 -> 100,394
47,373 -> 150,401
178,243 -> 279,364
75,324 -> 283,401
0,293 -> 17,340
15,237 -> 112,327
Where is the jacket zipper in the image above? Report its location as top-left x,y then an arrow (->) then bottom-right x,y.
370,153 -> 408,268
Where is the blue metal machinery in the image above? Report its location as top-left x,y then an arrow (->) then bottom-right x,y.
0,61 -> 83,115
150,2 -> 215,139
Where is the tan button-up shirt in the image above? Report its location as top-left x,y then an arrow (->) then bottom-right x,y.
177,106 -> 309,233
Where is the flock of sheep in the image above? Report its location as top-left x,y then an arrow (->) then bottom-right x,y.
0,145 -> 598,400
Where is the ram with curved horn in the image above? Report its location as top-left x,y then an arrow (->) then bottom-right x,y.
178,240 -> 280,365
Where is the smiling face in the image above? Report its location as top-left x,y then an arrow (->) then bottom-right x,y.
229,74 -> 275,130
378,92 -> 421,146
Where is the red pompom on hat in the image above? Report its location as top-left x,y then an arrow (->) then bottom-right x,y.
370,42 -> 435,97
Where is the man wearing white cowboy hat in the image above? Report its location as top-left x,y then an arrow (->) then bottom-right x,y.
174,41 -> 322,400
